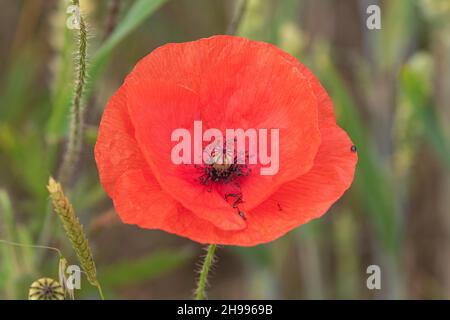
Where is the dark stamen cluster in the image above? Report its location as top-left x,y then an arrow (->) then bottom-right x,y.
200,162 -> 249,185
195,146 -> 251,187
194,149 -> 251,220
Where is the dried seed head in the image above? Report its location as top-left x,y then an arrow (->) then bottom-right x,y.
47,177 -> 98,286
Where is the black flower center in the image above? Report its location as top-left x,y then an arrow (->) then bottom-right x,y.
194,146 -> 251,220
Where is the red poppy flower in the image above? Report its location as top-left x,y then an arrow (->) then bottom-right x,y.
94,35 -> 357,246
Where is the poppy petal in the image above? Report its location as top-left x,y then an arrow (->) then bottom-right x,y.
241,124 -> 357,245
111,167 -> 221,242
94,85 -> 147,197
114,72 -> 357,246
162,118 -> 358,246
125,36 -> 322,215
112,168 -> 178,227
95,35 -> 358,246
112,117 -> 356,247
125,79 -> 247,231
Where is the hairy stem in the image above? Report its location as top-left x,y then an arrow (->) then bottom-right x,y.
195,244 -> 217,300
59,0 -> 88,187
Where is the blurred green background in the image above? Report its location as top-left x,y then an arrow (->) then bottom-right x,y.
1,0 -> 450,299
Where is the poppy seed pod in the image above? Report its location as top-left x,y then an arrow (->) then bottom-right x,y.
28,278 -> 65,300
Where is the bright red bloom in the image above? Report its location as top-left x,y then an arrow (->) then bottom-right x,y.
95,35 -> 357,246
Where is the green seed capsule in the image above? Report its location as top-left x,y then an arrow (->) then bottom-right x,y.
28,277 -> 65,300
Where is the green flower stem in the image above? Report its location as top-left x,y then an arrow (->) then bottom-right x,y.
0,239 -> 62,257
195,244 -> 217,300
96,283 -> 105,300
